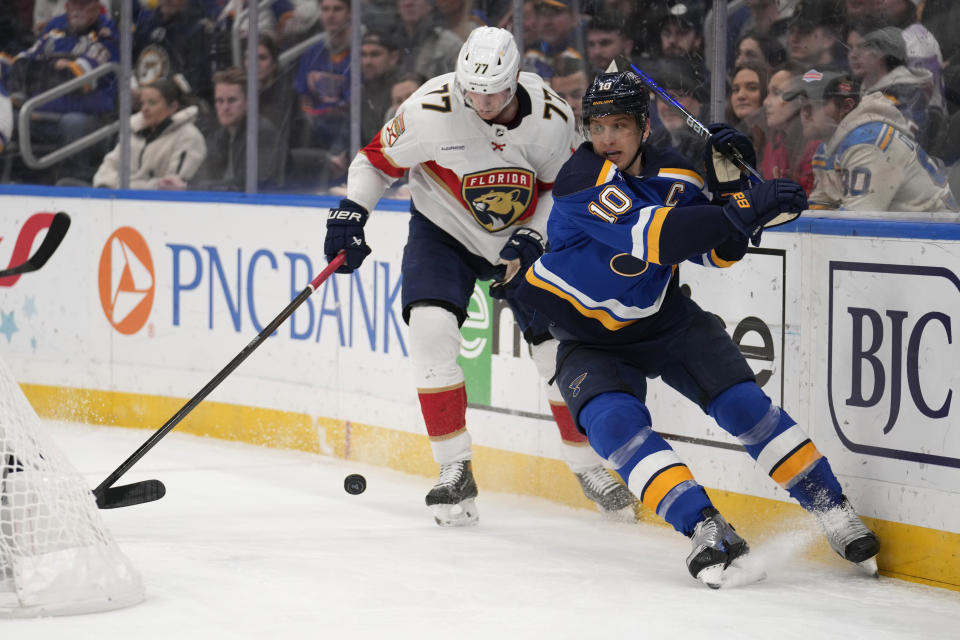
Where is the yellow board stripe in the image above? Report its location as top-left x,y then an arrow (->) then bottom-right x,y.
18,383 -> 960,592
770,440 -> 822,487
645,207 -> 671,265
524,266 -> 635,330
641,464 -> 694,512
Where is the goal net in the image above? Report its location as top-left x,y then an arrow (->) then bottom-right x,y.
0,357 -> 144,617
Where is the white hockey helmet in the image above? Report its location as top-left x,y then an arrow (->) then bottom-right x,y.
455,26 -> 521,116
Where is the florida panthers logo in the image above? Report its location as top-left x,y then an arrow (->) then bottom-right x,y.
461,168 -> 535,231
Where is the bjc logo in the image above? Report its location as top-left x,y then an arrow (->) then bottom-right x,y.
98,227 -> 154,335
0,213 -> 58,288
828,261 -> 959,468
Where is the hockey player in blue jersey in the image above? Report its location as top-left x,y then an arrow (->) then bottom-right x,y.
496,70 -> 881,588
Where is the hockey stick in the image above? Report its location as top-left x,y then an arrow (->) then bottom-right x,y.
0,212 -> 71,278
607,57 -> 800,229
608,57 -> 764,183
93,251 -> 347,509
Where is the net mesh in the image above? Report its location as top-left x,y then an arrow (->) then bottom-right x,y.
0,357 -> 144,617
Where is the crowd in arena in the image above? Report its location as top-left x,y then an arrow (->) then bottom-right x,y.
0,0 -> 958,211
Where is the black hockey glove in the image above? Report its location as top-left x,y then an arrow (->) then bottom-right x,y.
325,198 -> 372,274
490,227 -> 545,300
722,179 -> 808,247
705,123 -> 756,201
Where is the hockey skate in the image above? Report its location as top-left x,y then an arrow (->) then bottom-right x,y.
686,508 -> 762,589
425,460 -> 479,527
813,495 -> 880,576
574,465 -> 638,517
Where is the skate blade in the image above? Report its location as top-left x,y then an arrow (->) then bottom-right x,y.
697,556 -> 767,590
430,498 -> 479,527
855,556 -> 879,578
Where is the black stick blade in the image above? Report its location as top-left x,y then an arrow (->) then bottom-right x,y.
95,479 -> 166,509
0,212 -> 71,278
27,212 -> 71,271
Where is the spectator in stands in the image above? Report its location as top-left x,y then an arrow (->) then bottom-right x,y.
517,0 -> 553,78
384,71 -> 426,121
0,75 -> 11,154
785,0 -> 845,72
134,0 -> 215,106
727,61 -> 770,155
211,0 -> 297,60
659,1 -> 705,66
33,0 -> 109,35
550,56 -> 589,122
7,0 -> 119,184
844,0 -> 880,20
436,0 -> 488,41
734,30 -> 787,70
762,67 -> 818,191
395,0 -> 463,79
877,0 -> 945,110
703,0 -> 790,74
360,31 -> 401,144
646,56 -> 710,167
846,22 -> 943,152
919,0 -> 960,65
585,10 -> 633,77
181,67 -> 281,191
1,1 -> 34,55
295,0 -> 351,153
247,33 -> 297,140
244,33 -> 297,184
93,78 -> 207,190
789,70 -> 958,212
527,0 -> 584,77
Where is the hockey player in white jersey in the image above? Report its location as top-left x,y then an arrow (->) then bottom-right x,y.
323,26 -> 636,526
787,69 -> 959,213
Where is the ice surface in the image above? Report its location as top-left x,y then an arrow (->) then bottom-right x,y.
6,421 -> 959,639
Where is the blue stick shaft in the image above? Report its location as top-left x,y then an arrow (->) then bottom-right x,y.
628,61 -> 764,184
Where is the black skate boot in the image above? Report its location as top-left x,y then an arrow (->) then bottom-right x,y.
686,507 -> 755,589
574,465 -> 637,515
425,460 -> 479,527
813,495 -> 880,576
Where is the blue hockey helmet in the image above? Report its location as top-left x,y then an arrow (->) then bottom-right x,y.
581,70 -> 649,137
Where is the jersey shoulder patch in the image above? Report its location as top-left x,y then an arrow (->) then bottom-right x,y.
555,143 -> 616,198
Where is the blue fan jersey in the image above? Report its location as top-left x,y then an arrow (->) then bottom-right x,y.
513,142 -> 747,343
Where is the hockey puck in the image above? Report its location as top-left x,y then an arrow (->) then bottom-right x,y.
344,474 -> 367,495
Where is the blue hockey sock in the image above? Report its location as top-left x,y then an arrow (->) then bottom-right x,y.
580,392 -> 713,535
709,382 -> 843,512
786,458 -> 843,511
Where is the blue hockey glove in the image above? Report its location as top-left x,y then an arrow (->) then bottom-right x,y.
490,227 -> 545,300
722,179 -> 808,247
325,198 -> 372,274
705,123 -> 757,201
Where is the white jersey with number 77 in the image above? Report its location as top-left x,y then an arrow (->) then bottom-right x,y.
345,71 -> 579,264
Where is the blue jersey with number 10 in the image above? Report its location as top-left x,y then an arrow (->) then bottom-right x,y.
517,142 -> 745,343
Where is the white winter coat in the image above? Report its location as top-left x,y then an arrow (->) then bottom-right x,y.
809,92 -> 958,213
93,105 -> 207,189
